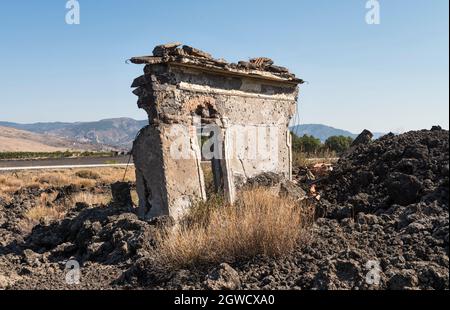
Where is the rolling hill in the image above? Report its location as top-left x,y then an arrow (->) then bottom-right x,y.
0,118 -> 148,150
290,124 -> 386,142
0,126 -> 112,152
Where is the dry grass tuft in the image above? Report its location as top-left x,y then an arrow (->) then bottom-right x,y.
75,170 -> 101,180
3,167 -> 127,231
0,192 -> 12,205
71,192 -> 111,206
24,205 -> 62,222
0,175 -> 24,194
153,188 -> 314,269
25,191 -> 63,222
25,192 -> 111,223
0,167 -> 135,197
38,191 -> 59,206
37,173 -> 71,187
24,191 -> 111,223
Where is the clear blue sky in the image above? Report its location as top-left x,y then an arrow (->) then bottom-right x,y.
0,0 -> 448,133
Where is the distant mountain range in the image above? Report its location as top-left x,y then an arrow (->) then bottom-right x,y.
290,124 -> 386,142
0,118 -> 148,150
0,126 -> 107,153
0,118 -> 386,151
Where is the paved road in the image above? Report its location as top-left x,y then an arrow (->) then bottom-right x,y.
0,155 -> 133,171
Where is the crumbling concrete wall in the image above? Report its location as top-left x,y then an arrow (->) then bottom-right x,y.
131,43 -> 303,221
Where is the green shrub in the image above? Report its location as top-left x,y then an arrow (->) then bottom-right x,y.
325,135 -> 354,154
292,134 -> 322,154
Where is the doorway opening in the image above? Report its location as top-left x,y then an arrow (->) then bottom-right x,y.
194,105 -> 224,199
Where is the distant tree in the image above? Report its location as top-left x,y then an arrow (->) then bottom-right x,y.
292,134 -> 322,154
325,135 -> 354,154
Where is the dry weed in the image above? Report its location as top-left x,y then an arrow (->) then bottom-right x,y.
24,205 -> 62,222
75,170 -> 101,180
0,167 -> 136,198
153,188 -> 314,268
70,192 -> 111,206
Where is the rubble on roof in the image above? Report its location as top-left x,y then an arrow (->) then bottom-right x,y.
129,43 -> 303,83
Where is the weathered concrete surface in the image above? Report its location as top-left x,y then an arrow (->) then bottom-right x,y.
131,44 -> 303,221
133,126 -> 167,219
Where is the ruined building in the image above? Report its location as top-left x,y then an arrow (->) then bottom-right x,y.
130,43 -> 303,221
